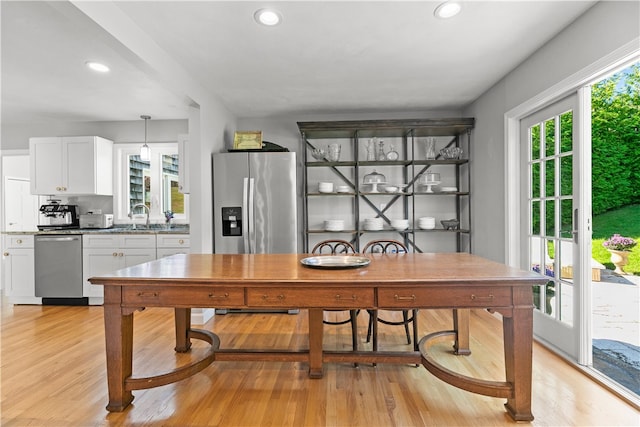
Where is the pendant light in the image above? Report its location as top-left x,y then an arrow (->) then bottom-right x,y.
140,115 -> 151,161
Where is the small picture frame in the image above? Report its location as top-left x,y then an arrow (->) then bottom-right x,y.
233,131 -> 263,150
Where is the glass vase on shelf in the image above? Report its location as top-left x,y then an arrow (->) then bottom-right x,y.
377,139 -> 386,161
366,138 -> 377,161
425,137 -> 436,160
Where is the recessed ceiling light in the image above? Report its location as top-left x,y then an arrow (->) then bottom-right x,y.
434,1 -> 462,19
85,61 -> 110,73
254,8 -> 282,26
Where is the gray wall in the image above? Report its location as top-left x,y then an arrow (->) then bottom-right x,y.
464,0 -> 639,263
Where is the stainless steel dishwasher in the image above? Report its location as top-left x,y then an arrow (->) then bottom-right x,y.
35,234 -> 86,305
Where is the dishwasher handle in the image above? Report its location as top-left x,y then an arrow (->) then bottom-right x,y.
36,236 -> 81,242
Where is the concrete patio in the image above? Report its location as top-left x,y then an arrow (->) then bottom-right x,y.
592,269 -> 639,395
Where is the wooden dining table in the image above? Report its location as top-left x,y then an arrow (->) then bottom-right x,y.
89,252 -> 547,421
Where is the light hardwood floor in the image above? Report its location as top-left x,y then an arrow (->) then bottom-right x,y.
1,298 -> 638,426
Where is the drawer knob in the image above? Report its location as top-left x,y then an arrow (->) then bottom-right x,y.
471,294 -> 494,301
137,292 -> 159,297
112,252 -> 118,257
261,294 -> 285,301
16,239 -> 22,244
394,294 -> 416,301
3,252 -> 9,256
208,292 -> 229,299
178,239 -> 184,244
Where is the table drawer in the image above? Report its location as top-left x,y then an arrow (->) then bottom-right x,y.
246,288 -> 375,308
378,287 -> 512,308
123,287 -> 245,307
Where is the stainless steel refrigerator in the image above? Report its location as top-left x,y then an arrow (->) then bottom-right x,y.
213,151 -> 298,314
213,151 -> 297,254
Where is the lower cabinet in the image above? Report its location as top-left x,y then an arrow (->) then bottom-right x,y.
2,235 -> 40,304
4,232 -> 190,305
82,234 -> 157,302
156,234 -> 190,258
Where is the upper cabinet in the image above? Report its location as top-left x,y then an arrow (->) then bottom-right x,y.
29,136 -> 113,195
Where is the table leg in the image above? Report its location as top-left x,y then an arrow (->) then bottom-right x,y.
174,308 -> 192,352
103,288 -> 134,412
503,306 -> 534,421
308,309 -> 324,378
453,308 -> 471,355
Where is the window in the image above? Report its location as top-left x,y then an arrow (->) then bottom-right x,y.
115,143 -> 188,223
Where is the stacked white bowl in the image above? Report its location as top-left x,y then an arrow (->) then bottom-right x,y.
418,216 -> 436,230
336,185 -> 350,193
390,219 -> 409,231
324,219 -> 344,231
363,217 -> 384,231
318,182 -> 334,193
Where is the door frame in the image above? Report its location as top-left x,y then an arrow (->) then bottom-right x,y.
504,42 -> 639,363
519,92 -> 589,363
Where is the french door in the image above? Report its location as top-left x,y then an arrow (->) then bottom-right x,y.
520,91 -> 592,363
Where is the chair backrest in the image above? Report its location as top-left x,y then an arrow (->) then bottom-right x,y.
312,239 -> 356,254
361,239 -> 407,254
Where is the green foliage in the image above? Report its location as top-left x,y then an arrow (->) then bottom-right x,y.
591,63 -> 640,215
531,63 -> 639,237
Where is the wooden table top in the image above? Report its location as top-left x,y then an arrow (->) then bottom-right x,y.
89,253 -> 547,288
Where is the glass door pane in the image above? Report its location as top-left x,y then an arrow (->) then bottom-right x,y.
521,94 -> 581,359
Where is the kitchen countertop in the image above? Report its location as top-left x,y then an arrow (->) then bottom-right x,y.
4,225 -> 190,235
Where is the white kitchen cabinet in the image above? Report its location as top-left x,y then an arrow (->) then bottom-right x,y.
156,234 -> 190,258
2,235 -> 40,304
82,234 -> 156,302
30,136 -> 113,195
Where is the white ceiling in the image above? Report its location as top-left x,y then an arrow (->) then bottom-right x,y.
1,1 -> 597,126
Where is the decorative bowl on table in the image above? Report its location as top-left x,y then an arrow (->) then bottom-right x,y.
441,219 -> 460,230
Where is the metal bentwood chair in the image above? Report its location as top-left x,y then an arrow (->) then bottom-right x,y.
311,239 -> 359,351
361,239 -> 418,353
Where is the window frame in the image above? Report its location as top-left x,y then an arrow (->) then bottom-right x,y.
114,142 -> 189,224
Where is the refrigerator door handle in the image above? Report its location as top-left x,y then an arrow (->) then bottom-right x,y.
248,178 -> 256,254
242,177 -> 250,253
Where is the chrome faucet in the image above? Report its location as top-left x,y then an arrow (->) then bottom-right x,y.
129,203 -> 150,229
